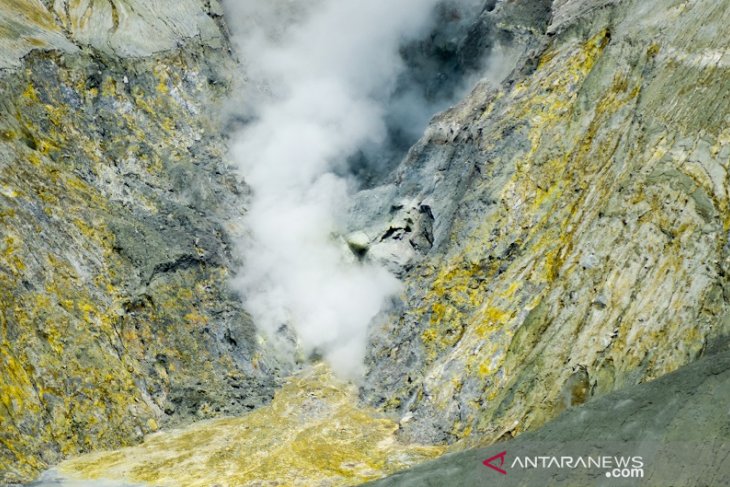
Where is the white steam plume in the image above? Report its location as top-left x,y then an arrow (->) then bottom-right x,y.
225,0 -> 445,378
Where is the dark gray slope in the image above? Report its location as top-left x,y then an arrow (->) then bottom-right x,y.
363,348 -> 730,487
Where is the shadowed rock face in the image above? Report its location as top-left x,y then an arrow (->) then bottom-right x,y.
346,0 -> 553,190
363,347 -> 730,487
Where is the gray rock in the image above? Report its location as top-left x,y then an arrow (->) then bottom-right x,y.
0,34 -> 286,486
359,0 -> 730,450
0,0 -> 226,69
363,347 -> 730,487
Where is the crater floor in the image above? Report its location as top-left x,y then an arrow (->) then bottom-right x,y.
54,365 -> 443,487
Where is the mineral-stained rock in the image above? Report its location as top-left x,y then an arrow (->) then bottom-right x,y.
0,2 -> 286,483
56,364 -> 444,487
4,0 -> 730,484
0,0 -> 225,69
361,0 -> 730,447
364,348 -> 730,487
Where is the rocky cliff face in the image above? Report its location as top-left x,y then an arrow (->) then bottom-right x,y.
366,348 -> 730,486
2,0 -> 729,485
360,0 -> 730,448
0,1 -> 285,483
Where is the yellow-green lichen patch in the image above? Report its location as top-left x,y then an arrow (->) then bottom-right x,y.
60,364 -> 444,487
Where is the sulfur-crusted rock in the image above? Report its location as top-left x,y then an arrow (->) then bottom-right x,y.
55,364 -> 444,487
0,2 -> 286,483
365,348 -> 730,487
361,0 -> 730,448
0,0 -> 226,68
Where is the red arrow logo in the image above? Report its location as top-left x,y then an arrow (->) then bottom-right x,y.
483,451 -> 508,475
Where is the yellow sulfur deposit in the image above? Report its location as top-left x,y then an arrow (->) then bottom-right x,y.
59,364 -> 444,487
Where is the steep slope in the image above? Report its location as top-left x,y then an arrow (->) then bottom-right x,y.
364,347 -> 730,487
3,0 -> 730,484
360,0 -> 730,448
0,1 -> 285,483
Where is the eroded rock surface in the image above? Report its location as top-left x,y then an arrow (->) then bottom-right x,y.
0,1 -> 286,483
0,0 -> 225,68
57,364 -> 443,487
361,0 -> 730,447
365,348 -> 730,487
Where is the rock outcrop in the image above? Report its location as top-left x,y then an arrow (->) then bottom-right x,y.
0,0 -> 224,69
360,0 -> 730,448
365,348 -> 730,486
2,0 -> 730,484
0,1 -> 285,483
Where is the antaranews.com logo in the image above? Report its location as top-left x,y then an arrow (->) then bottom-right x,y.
483,451 -> 645,479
